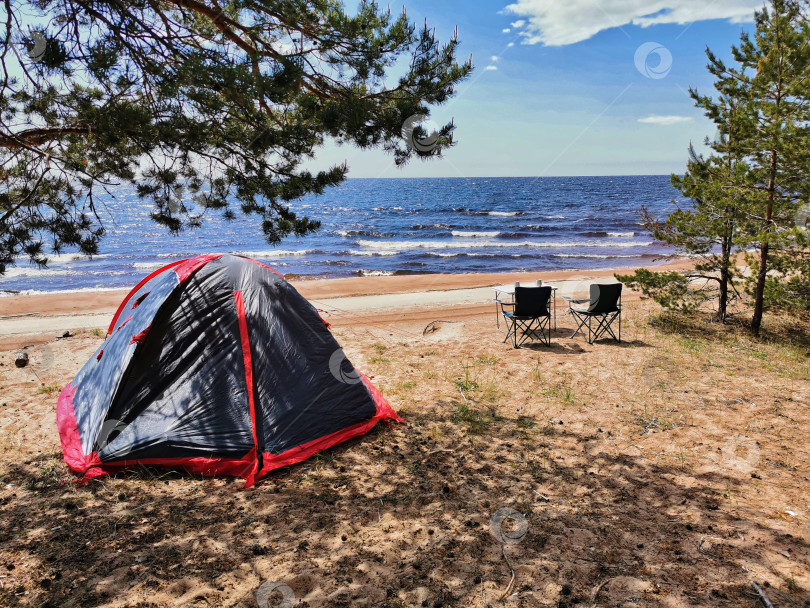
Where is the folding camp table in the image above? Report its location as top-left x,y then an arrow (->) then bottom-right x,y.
492,283 -> 557,331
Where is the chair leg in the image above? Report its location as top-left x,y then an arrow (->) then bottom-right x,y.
512,317 -> 552,348
569,311 -> 588,339
503,317 -> 516,344
515,320 -> 525,348
590,311 -> 621,343
514,318 -> 531,348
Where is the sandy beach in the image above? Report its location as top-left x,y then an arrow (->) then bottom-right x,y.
1,258 -> 809,607
0,258 -> 698,349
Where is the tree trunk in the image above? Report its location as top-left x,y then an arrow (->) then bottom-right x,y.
751,240 -> 769,335
752,144 -> 777,336
718,215 -> 734,323
718,265 -> 729,322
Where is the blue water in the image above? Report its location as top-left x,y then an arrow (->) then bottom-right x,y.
0,176 -> 683,294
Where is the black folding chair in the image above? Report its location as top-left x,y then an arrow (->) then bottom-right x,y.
499,286 -> 553,348
565,283 -> 622,344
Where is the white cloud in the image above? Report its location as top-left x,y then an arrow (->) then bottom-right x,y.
503,0 -> 764,46
502,27 -> 511,33
491,55 -> 500,62
510,19 -> 526,27
507,42 -> 515,47
485,65 -> 499,71
638,115 -> 694,125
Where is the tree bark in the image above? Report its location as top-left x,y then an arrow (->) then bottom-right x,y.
751,168 -> 775,336
718,258 -> 729,322
751,241 -> 769,334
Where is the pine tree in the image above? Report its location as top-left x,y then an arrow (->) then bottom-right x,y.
731,0 -> 810,334
0,0 -> 472,274
619,0 -> 810,332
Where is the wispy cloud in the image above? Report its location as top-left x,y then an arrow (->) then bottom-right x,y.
491,55 -> 500,62
502,27 -> 511,33
638,115 -> 694,125
485,65 -> 499,71
502,0 -> 763,46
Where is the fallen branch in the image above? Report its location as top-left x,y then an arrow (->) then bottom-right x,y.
589,578 -> 611,607
499,545 -> 516,600
427,448 -> 455,456
423,319 -> 462,335
750,581 -> 774,608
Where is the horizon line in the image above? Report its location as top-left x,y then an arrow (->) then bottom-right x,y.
343,174 -> 676,179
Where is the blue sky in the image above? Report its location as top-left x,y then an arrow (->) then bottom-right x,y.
311,0 -> 766,178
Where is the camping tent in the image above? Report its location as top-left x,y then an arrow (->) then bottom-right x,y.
56,254 -> 402,486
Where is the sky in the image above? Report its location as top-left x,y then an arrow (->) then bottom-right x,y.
309,0 -> 768,178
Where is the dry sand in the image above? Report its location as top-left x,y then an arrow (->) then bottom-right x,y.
1,258 -> 809,607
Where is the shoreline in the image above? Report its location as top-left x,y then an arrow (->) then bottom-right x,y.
0,256 -> 691,315
0,253 -> 669,300
0,257 -> 692,349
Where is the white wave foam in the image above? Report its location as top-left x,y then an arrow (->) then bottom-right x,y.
358,270 -> 395,277
424,252 -> 506,258
231,249 -> 316,259
545,215 -> 566,219
2,267 -> 77,278
133,262 -> 165,270
487,211 -> 520,217
607,232 -> 635,238
157,250 -> 317,260
356,239 -> 650,251
451,231 -> 501,238
13,252 -> 110,264
553,253 -> 639,259
346,249 -> 399,257
0,286 -> 126,297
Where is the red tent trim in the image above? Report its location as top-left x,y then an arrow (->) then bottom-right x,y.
174,254 -> 222,283
243,256 -> 285,278
108,259 -> 185,334
108,254 -> 223,333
